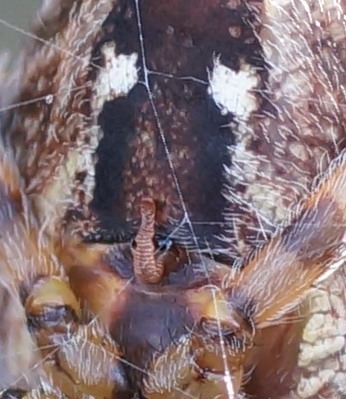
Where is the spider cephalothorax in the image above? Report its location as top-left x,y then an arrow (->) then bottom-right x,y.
66,197 -> 254,397
0,0 -> 346,398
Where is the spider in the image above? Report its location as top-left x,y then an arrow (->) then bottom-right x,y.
0,0 -> 346,398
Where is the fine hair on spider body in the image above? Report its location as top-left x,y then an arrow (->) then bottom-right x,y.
0,1 -> 346,399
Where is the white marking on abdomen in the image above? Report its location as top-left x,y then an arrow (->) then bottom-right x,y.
208,57 -> 259,121
93,42 -> 139,112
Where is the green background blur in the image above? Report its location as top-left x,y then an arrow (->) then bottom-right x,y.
0,0 -> 41,58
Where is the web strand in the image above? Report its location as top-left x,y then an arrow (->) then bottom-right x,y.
1,12 -> 346,128
0,1 -> 345,397
0,17 -> 104,71
133,1 -> 236,397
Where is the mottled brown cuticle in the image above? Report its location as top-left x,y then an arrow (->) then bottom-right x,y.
2,0 -> 346,398
90,0 -> 264,252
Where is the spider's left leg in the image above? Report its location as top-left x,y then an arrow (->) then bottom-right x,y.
228,149 -> 346,328
0,147 -> 130,398
219,149 -> 346,395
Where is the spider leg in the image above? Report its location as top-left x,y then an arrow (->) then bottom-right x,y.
227,149 -> 346,328
215,150 -> 346,394
64,254 -> 246,399
0,147 -> 130,398
60,201 -> 247,399
164,150 -> 346,397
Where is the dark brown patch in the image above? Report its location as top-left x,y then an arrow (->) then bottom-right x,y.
26,305 -> 78,332
0,389 -> 27,399
110,287 -> 195,384
245,317 -> 304,397
89,0 -> 264,252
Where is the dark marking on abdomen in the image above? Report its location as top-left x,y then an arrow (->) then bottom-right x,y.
90,0 -> 263,249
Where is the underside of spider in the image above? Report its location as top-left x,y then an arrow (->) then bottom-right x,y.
0,140 -> 345,398
1,0 -> 346,398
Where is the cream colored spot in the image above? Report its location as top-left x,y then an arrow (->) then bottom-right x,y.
308,289 -> 332,313
289,142 -> 308,161
297,370 -> 335,398
228,26 -> 241,38
299,336 -> 345,367
208,57 -> 259,120
93,42 -> 138,111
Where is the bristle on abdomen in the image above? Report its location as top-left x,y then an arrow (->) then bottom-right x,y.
229,148 -> 346,328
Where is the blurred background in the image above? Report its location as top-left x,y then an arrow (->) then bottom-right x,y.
0,0 -> 41,58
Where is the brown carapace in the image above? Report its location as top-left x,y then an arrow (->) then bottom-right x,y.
0,0 -> 346,399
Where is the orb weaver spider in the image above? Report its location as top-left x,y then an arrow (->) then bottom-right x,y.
0,0 -> 345,398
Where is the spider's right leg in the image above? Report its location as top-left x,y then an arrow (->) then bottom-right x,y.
0,148 -> 130,398
223,149 -> 346,396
